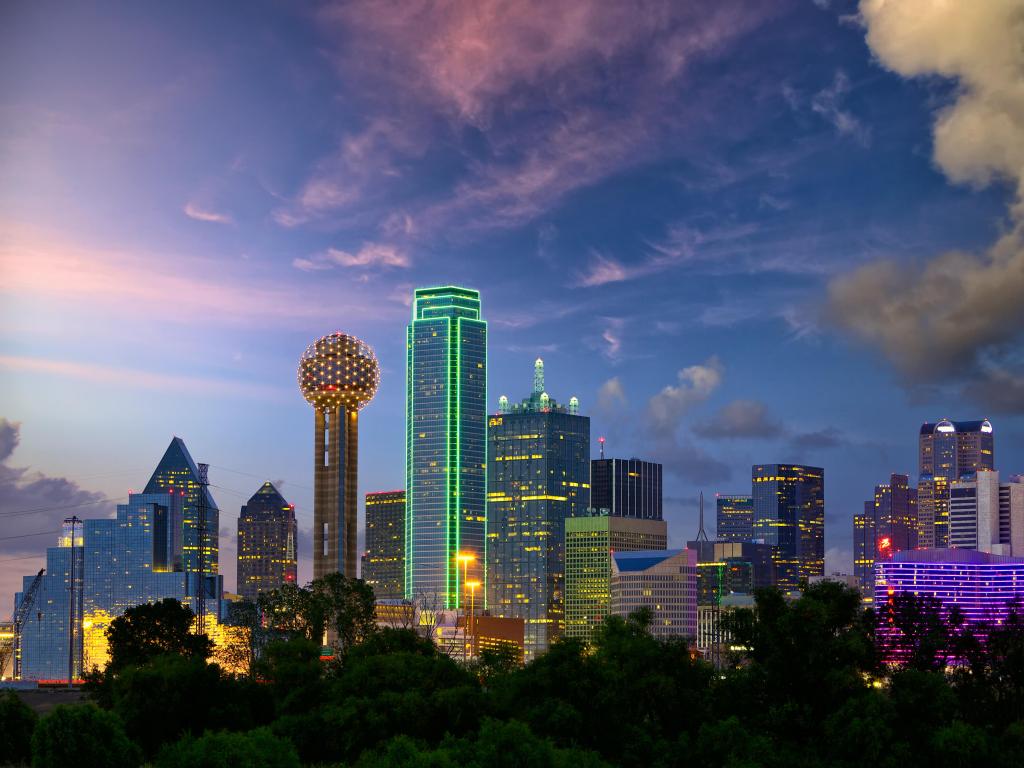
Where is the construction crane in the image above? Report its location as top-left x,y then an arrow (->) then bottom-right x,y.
13,569 -> 45,680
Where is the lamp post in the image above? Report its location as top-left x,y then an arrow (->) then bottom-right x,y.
465,579 -> 480,660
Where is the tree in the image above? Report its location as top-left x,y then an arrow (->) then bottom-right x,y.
31,704 -> 137,768
212,599 -> 259,678
0,690 -> 37,767
879,591 -> 954,672
155,728 -> 300,768
106,598 -> 212,673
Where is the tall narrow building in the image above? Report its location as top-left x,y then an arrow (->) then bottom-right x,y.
716,494 -> 754,542
487,358 -> 590,659
853,474 -> 917,600
406,286 -> 487,608
751,464 -> 824,592
918,419 -> 994,546
590,457 -> 662,519
362,490 -> 406,600
236,482 -> 297,602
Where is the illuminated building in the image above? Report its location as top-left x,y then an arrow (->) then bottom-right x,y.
697,592 -> 754,663
299,332 -> 380,580
564,514 -> 667,642
236,482 -> 297,602
486,358 -> 590,660
918,419 -> 994,546
686,540 -> 775,604
610,549 -> 698,640
949,470 -> 1024,556
464,615 -> 526,663
854,474 -> 917,600
591,457 -> 662,519
405,287 -> 487,609
362,490 -> 406,599
716,494 -> 753,542
875,548 -> 1024,663
752,464 -> 824,592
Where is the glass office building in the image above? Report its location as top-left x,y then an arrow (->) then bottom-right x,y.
716,494 -> 753,542
405,286 -> 487,608
362,490 -> 406,600
487,359 -> 590,659
236,482 -> 297,602
752,464 -> 824,592
591,457 -> 662,520
854,474 -> 917,599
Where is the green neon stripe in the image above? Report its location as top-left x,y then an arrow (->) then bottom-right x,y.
454,315 -> 461,610
404,324 -> 413,600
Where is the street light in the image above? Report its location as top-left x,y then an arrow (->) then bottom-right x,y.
465,579 -> 481,659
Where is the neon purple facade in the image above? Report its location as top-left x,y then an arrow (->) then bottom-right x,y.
875,548 -> 1024,660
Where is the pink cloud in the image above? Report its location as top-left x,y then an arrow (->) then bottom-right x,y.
183,201 -> 233,224
292,242 -> 410,271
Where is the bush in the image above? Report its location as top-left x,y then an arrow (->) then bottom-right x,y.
155,728 -> 299,768
0,691 -> 37,767
31,704 -> 137,768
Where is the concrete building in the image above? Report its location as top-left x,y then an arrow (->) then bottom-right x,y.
949,470 -> 1024,556
610,549 -> 698,640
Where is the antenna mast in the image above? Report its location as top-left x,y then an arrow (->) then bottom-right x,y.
696,491 -> 709,542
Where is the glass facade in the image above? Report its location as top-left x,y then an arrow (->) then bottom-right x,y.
751,464 -> 824,592
591,458 -> 662,519
855,474 -> 918,599
716,494 -> 753,542
362,490 -> 406,600
236,482 -> 297,602
686,540 -> 775,604
406,286 -> 487,608
564,514 -> 667,642
486,359 -> 590,659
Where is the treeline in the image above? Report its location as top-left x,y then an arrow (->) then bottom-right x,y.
2,579 -> 1023,768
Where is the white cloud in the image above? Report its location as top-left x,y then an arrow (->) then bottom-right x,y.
293,242 -> 410,272
647,355 -> 724,435
183,201 -> 232,224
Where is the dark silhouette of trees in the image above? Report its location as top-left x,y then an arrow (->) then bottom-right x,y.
105,598 -> 212,673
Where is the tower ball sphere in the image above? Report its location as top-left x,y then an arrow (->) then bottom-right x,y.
298,332 -> 380,411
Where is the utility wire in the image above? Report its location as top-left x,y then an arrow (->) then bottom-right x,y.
0,529 -> 62,542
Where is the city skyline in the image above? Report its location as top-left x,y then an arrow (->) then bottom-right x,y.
3,0 -> 1024,611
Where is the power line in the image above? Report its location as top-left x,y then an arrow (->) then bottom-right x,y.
0,529 -> 62,542
0,496 -> 119,519
208,464 -> 313,494
0,553 -> 47,565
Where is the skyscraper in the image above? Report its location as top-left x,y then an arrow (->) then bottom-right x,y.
236,482 -> 297,602
362,490 -> 406,600
405,286 -> 487,608
852,506 -> 876,603
590,457 -> 662,519
487,358 -> 590,659
853,474 -> 917,599
716,494 -> 753,542
918,419 -> 995,546
752,464 -> 824,592
298,333 -> 380,580
564,514 -> 667,642
949,470 -> 1024,556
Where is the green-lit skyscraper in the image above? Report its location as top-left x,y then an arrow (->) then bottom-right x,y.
487,358 -> 590,659
405,286 -> 487,608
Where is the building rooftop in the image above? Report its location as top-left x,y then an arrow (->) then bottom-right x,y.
892,548 -> 1024,565
612,549 -> 683,572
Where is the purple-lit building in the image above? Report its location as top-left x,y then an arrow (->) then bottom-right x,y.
875,548 -> 1024,661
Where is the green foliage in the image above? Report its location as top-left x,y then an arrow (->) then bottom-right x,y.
30,704 -> 137,768
105,598 -> 212,673
0,691 -> 37,767
155,728 -> 299,768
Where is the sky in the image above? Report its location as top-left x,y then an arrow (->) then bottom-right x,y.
2,0 -> 1024,609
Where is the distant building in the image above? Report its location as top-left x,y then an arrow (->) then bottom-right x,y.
362,490 -> 406,600
949,470 -> 1024,556
466,615 -> 526,663
487,358 -> 590,660
406,287 -> 487,609
564,514 -> 668,642
236,482 -> 297,602
697,592 -> 755,665
875,548 -> 1024,663
591,458 -> 662,520
752,464 -> 824,592
809,573 -> 860,590
854,474 -> 917,600
716,494 -> 753,542
918,419 -> 994,547
611,549 -> 698,640
686,540 -> 775,604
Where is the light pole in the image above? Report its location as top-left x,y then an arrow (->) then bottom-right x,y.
465,579 -> 480,660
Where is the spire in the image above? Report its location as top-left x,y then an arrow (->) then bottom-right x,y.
533,357 -> 545,394
696,491 -> 709,542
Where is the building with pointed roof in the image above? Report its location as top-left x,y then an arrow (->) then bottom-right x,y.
236,482 -> 297,602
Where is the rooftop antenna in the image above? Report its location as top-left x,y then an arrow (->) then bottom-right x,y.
533,358 -> 545,394
599,436 -> 605,460
696,491 -> 709,542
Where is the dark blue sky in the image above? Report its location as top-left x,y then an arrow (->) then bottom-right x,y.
2,0 -> 1023,600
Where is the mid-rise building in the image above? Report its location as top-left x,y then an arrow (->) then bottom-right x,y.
236,482 -> 297,602
686,540 -> 775,604
949,470 -> 1024,556
918,419 -> 994,547
854,474 -> 917,599
752,464 -> 824,592
362,490 -> 406,600
591,457 -> 662,520
486,358 -> 590,660
697,592 -> 755,666
405,286 -> 487,608
564,514 -> 667,642
716,494 -> 753,542
610,549 -> 698,640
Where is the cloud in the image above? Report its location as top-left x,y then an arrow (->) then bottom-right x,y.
789,426 -> 843,451
809,71 -> 871,146
600,318 -> 625,361
597,377 -> 628,413
655,435 -> 732,484
576,251 -> 630,287
646,356 -> 724,435
827,1 -> 1024,411
183,201 -> 232,224
0,419 -> 113,612
293,242 -> 410,272
693,399 -> 782,439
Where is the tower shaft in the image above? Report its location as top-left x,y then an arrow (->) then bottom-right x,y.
314,406 -> 357,579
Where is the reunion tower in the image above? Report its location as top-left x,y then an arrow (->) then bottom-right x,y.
298,332 -> 380,579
